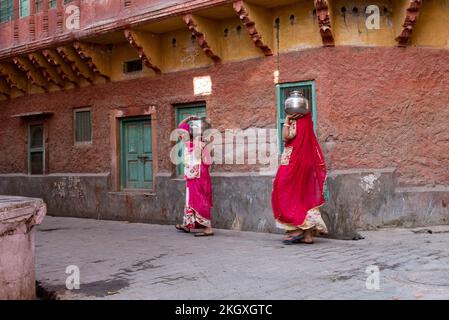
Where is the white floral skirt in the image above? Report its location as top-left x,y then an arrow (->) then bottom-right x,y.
276,207 -> 328,236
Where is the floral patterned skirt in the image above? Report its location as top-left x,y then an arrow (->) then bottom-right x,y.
182,187 -> 211,229
276,207 -> 328,236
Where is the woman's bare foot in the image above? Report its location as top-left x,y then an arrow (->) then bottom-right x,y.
300,229 -> 314,244
195,227 -> 214,237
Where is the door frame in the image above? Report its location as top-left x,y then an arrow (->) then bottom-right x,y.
120,116 -> 153,191
174,103 -> 207,178
27,121 -> 48,175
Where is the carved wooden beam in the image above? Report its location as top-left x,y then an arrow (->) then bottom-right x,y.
73,42 -> 111,80
42,49 -> 79,87
183,14 -> 222,64
314,0 -> 335,47
0,63 -> 28,94
12,57 -> 49,92
232,0 -> 273,56
57,46 -> 95,84
28,52 -> 65,88
395,0 -> 423,47
124,29 -> 162,74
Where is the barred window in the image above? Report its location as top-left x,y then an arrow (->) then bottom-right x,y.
74,108 -> 92,144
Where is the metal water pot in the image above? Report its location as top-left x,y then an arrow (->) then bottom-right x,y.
189,117 -> 210,136
284,91 -> 310,116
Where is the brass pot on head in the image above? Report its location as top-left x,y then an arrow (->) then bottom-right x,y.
284,90 -> 310,117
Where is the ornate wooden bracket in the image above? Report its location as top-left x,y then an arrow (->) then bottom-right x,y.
233,1 -> 273,56
42,49 -> 79,87
124,29 -> 162,74
13,57 -> 49,92
314,0 -> 335,47
73,42 -> 111,80
0,63 -> 28,94
183,14 -> 222,64
28,53 -> 65,88
395,0 -> 423,47
57,46 -> 95,84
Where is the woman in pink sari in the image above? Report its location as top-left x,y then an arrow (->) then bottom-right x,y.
272,112 -> 328,245
175,116 -> 214,237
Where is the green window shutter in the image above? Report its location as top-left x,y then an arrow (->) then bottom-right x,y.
0,0 -> 13,22
75,109 -> 92,143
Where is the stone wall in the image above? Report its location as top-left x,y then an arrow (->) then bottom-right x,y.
0,172 -> 447,238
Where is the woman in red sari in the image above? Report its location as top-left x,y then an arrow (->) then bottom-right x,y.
175,116 -> 214,237
272,112 -> 328,245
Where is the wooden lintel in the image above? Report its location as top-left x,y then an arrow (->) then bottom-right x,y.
183,14 -> 222,64
124,29 -> 162,74
233,0 -> 273,56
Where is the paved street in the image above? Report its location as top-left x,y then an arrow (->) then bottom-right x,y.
36,217 -> 449,300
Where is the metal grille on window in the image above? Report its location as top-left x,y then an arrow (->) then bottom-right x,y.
75,110 -> 92,143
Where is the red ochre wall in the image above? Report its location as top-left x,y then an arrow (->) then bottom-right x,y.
0,46 -> 448,187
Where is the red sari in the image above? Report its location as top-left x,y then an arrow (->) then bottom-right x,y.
272,113 -> 328,234
179,123 -> 213,229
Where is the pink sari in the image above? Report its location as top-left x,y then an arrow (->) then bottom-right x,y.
179,123 -> 213,229
272,113 -> 328,234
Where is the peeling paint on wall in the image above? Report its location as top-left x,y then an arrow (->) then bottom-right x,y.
52,177 -> 85,199
360,173 -> 380,193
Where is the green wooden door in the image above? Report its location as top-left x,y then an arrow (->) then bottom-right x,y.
121,118 -> 153,190
175,105 -> 206,177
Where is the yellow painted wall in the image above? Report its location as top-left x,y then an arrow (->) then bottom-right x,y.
411,0 -> 449,48
110,43 -> 156,81
271,0 -> 322,52
190,14 -> 223,59
160,29 -> 212,72
219,17 -> 264,62
331,0 -> 397,46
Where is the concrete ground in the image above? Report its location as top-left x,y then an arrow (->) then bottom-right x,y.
36,217 -> 449,300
